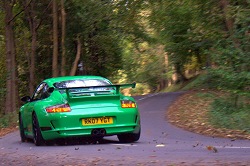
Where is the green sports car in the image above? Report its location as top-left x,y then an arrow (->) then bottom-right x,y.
19,76 -> 141,146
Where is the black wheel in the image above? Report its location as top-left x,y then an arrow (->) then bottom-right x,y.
19,114 -> 27,142
117,128 -> 141,143
32,113 -> 44,146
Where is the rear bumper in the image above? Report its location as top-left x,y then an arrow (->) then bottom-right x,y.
41,124 -> 140,140
38,106 -> 140,140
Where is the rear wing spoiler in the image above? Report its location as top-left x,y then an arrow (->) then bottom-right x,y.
51,82 -> 136,98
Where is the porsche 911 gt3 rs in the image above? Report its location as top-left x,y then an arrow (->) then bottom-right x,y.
19,76 -> 141,146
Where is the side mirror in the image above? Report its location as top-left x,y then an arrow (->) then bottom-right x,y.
21,96 -> 31,102
48,87 -> 55,93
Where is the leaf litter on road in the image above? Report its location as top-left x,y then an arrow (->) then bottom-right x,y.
206,145 -> 218,153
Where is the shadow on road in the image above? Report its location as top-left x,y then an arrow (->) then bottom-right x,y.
22,136 -> 122,146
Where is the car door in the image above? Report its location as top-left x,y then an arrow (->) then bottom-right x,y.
23,83 -> 48,133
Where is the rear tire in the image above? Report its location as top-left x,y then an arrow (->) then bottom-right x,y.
19,114 -> 27,142
117,129 -> 141,143
32,113 -> 44,146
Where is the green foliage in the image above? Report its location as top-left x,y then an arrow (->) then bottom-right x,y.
181,73 -> 210,90
0,80 -> 6,115
0,112 -> 18,128
162,83 -> 183,93
210,96 -> 250,132
121,40 -> 168,91
206,1 -> 250,95
148,0 -> 217,81
65,0 -> 126,77
206,69 -> 250,93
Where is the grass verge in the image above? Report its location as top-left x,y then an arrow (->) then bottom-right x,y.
0,112 -> 18,137
165,74 -> 250,139
167,90 -> 250,140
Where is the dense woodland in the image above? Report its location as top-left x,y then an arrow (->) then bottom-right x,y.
0,0 -> 249,115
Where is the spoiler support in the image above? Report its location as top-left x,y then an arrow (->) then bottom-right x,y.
54,82 -> 136,99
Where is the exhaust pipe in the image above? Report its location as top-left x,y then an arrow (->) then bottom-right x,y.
91,128 -> 106,136
92,129 -> 99,136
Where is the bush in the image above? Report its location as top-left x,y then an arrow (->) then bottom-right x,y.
209,96 -> 250,133
0,112 -> 18,128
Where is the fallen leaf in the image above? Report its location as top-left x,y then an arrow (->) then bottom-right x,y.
206,145 -> 218,153
192,141 -> 200,147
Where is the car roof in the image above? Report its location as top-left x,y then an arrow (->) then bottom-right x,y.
43,76 -> 109,87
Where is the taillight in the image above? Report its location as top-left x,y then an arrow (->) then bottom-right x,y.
121,100 -> 136,108
46,104 -> 71,113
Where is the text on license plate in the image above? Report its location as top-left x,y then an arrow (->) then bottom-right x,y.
82,117 -> 113,125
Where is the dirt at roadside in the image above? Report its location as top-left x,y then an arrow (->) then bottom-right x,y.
167,90 -> 250,140
0,126 -> 18,138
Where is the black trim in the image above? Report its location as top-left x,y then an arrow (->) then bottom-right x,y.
40,127 -> 52,131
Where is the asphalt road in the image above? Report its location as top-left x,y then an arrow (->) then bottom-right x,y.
1,92 -> 250,166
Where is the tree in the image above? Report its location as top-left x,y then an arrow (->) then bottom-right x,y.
52,0 -> 59,77
60,0 -> 66,76
148,0 -> 205,82
70,36 -> 81,76
208,0 -> 250,94
23,0 -> 36,95
2,0 -> 18,113
64,0 -> 125,77
0,9 -> 6,113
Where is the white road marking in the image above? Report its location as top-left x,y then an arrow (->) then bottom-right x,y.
156,144 -> 166,147
112,144 -> 138,147
138,93 -> 160,101
215,146 -> 250,149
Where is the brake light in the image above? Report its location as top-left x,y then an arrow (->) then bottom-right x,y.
121,100 -> 136,108
46,104 -> 71,113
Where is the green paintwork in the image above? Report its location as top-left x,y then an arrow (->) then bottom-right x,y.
19,76 -> 140,144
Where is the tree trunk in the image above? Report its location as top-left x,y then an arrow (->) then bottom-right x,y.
60,0 -> 66,76
220,0 -> 241,67
164,53 -> 173,86
23,0 -> 37,95
52,0 -> 59,77
70,37 -> 81,76
3,0 -> 17,113
175,63 -> 187,83
29,25 -> 37,95
220,0 -> 234,36
220,0 -> 241,48
21,0 -> 50,95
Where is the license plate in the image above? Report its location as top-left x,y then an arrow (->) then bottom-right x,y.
82,117 -> 113,126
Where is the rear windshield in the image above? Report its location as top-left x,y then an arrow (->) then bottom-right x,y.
54,79 -> 111,88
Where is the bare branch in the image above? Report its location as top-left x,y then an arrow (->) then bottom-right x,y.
8,0 -> 32,24
35,0 -> 53,30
